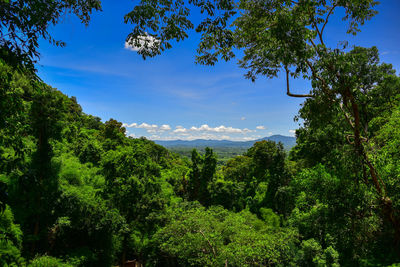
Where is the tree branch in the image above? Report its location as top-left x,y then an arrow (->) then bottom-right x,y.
198,229 -> 217,258
285,67 -> 314,98
346,134 -> 355,145
305,59 -> 335,98
321,3 -> 338,37
311,19 -> 324,46
309,39 -> 322,58
339,102 -> 355,130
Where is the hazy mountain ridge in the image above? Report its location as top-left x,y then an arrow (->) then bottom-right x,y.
154,134 -> 296,150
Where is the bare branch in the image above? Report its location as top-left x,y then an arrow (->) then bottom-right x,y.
311,19 -> 324,46
321,3 -> 338,37
285,67 -> 314,98
339,103 -> 355,130
345,134 -> 368,144
309,39 -> 322,58
363,153 -> 383,195
346,135 -> 355,145
197,229 -> 217,258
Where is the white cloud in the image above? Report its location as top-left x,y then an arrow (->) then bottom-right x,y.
241,136 -> 260,141
256,125 -> 265,130
173,127 -> 188,133
137,123 -> 158,130
160,124 -> 171,131
289,129 -> 296,136
123,122 -> 173,134
128,133 -> 136,138
151,133 -> 261,141
124,122 -> 260,140
188,124 -> 253,134
123,123 -> 138,128
241,117 -> 246,121
125,35 -> 159,52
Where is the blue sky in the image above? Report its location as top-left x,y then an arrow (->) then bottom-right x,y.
37,0 -> 400,141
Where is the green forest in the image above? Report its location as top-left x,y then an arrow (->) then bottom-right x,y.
1,0 -> 400,266
166,147 -> 248,165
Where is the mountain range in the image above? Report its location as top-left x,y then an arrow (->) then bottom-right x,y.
154,135 -> 296,150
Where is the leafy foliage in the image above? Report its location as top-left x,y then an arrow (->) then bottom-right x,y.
0,0 -> 102,69
0,205 -> 24,266
154,202 -> 299,266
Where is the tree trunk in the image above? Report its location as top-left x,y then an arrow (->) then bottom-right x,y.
121,235 -> 127,267
345,89 -> 400,241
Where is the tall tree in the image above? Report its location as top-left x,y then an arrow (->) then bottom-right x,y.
188,148 -> 216,206
101,144 -> 165,265
27,86 -> 67,254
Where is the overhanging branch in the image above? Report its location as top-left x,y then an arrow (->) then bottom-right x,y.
285,67 -> 314,98
321,3 -> 338,37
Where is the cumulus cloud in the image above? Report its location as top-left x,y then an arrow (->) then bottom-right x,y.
169,124 -> 256,135
124,122 -> 260,140
289,129 -> 296,136
173,126 -> 188,133
150,134 -> 261,141
125,35 -> 159,52
123,123 -> 138,128
137,123 -> 157,130
188,124 -> 253,134
256,125 -> 265,130
160,124 -> 171,131
123,122 -> 172,134
241,136 -> 261,141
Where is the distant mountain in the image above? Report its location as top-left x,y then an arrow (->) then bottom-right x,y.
154,135 -> 296,150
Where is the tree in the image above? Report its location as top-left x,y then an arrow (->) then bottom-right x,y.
0,58 -> 30,173
0,0 -> 101,69
126,0 -> 400,235
215,141 -> 288,214
0,205 -> 24,266
246,140 -> 286,181
101,118 -> 127,150
18,85 -> 68,254
154,202 -> 299,266
288,164 -> 382,264
187,148 -> 216,206
125,0 -> 377,67
101,145 -> 166,265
